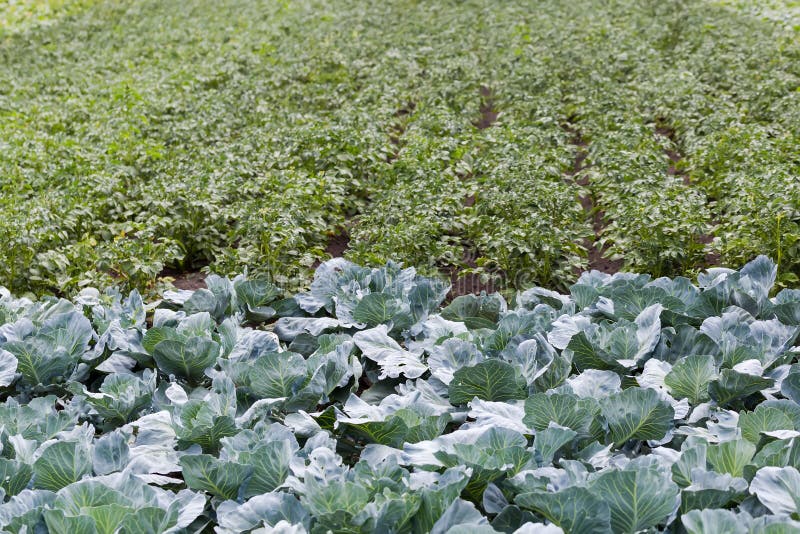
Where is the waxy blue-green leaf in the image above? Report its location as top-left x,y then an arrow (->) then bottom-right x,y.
708,369 -> 774,406
664,354 -> 717,405
739,405 -> 796,445
750,466 -> 800,515
599,387 -> 674,445
441,294 -> 505,330
179,454 -> 250,500
33,442 -> 92,491
247,351 -> 308,400
448,359 -> 527,404
352,293 -> 406,327
152,336 -> 219,385
707,439 -> 756,478
589,460 -> 679,533
523,392 -> 596,435
516,486 -> 611,534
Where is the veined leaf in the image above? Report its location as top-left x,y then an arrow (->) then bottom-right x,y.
33,441 -> 92,491
589,460 -> 679,533
152,337 -> 219,384
599,387 -> 673,445
449,359 -> 527,404
664,354 -> 717,405
516,487 -> 610,534
180,454 -> 250,500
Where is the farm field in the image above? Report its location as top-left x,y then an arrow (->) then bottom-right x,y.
3,1 -> 800,533
0,257 -> 798,532
1,0 -> 799,297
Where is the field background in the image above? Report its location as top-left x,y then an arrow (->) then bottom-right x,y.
1,0 -> 799,296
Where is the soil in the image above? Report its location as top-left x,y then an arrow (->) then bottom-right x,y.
656,125 -> 691,185
475,86 -> 498,129
160,269 -> 207,290
656,121 -> 721,268
565,129 -> 623,274
447,270 -> 497,299
325,231 -> 350,258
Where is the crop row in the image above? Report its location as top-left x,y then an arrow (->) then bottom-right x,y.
1,0 -> 798,297
0,257 -> 797,532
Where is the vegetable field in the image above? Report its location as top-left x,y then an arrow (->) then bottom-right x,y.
3,1 -> 800,533
1,0 -> 799,296
0,257 -> 798,533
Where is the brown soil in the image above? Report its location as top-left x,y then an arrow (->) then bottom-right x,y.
565,129 -> 622,274
325,231 -> 350,258
656,125 -> 691,185
462,194 -> 476,207
447,269 -> 497,299
656,121 -> 720,268
160,269 -> 207,290
474,86 -> 498,129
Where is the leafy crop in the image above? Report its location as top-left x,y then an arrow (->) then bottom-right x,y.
0,257 -> 794,532
1,0 -> 799,296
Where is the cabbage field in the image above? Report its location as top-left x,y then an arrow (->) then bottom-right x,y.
2,0 -> 800,533
0,257 -> 798,533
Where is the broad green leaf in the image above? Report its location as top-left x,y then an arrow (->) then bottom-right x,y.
664,354 -> 717,404
751,437 -> 800,470
92,432 -> 130,476
708,370 -> 774,406
240,440 -> 294,498
682,509 -> 746,534
235,279 -> 281,322
152,336 -> 219,384
73,372 -> 155,426
448,359 -> 527,404
516,487 -> 611,534
441,294 -> 504,330
83,503 -> 132,534
141,326 -> 184,354
523,393 -> 596,435
567,331 -> 611,371
342,411 -> 448,448
0,459 -> 31,497
248,351 -> 308,399
739,406 -> 795,445
750,466 -> 800,515
5,339 -> 77,387
180,454 -> 250,500
707,439 -> 756,477
599,387 -> 673,445
533,424 -> 577,465
589,461 -> 679,533
43,510 -> 97,534
54,480 -> 133,513
679,470 -> 748,512
178,414 -> 238,454
672,444 -> 707,487
33,441 -> 92,491
117,507 -> 174,534
352,293 -> 404,327
780,365 -> 800,405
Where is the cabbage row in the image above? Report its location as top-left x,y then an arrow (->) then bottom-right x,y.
0,257 -> 797,532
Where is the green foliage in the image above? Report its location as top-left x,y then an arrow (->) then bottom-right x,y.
0,258 -> 796,531
2,0 -> 799,297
